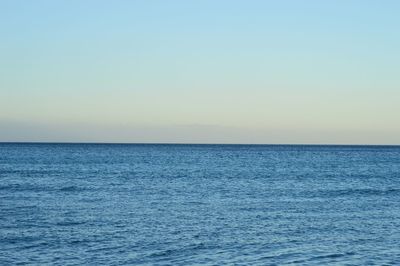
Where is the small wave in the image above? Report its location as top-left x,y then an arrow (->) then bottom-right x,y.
309,252 -> 355,261
313,188 -> 400,198
0,184 -> 50,192
0,184 -> 87,193
147,243 -> 207,259
56,221 -> 86,226
0,185 -> 17,191
58,186 -> 82,192
291,252 -> 355,264
3,235 -> 41,244
21,241 -> 49,250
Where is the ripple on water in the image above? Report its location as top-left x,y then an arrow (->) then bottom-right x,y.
1,143 -> 400,265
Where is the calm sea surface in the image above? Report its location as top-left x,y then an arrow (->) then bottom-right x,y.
1,143 -> 400,265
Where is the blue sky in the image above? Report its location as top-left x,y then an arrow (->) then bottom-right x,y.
1,0 -> 400,143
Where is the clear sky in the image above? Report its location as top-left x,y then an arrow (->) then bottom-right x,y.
1,0 -> 399,144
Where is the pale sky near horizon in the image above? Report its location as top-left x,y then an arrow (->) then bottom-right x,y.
1,0 -> 400,144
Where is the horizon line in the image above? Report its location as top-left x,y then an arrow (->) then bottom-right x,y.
1,141 -> 399,147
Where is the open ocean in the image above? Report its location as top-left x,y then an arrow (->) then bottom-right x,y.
1,143 -> 400,265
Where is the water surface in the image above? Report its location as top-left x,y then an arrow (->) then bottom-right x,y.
1,143 -> 400,265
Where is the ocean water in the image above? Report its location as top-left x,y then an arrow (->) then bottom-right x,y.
1,143 -> 400,265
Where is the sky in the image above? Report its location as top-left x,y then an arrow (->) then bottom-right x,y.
1,0 -> 400,144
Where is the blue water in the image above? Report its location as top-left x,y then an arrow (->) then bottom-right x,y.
1,143 -> 400,265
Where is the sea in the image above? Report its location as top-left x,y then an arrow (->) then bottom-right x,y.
1,143 -> 400,265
